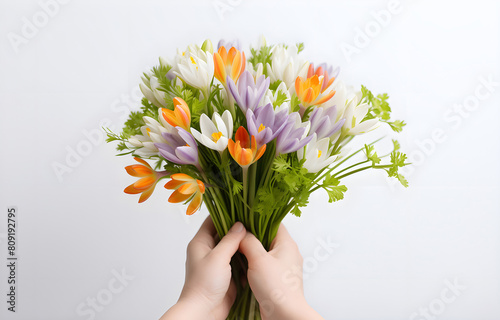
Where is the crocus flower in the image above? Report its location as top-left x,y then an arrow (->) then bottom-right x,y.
217,39 -> 241,51
128,115 -> 175,157
276,112 -> 314,155
295,74 -> 336,108
341,95 -> 380,136
297,134 -> 338,173
173,48 -> 214,94
161,97 -> 191,131
326,80 -> 349,118
140,72 -> 167,108
262,81 -> 291,114
307,63 -> 339,93
266,44 -> 309,89
191,110 -> 233,152
308,106 -> 346,140
246,103 -> 288,146
228,127 -> 266,168
227,70 -> 270,114
155,127 -> 199,167
247,61 -> 264,80
201,39 -> 214,54
214,46 -> 246,85
124,157 -> 170,203
165,173 -> 205,216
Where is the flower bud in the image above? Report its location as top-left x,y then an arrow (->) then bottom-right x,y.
201,39 -> 214,54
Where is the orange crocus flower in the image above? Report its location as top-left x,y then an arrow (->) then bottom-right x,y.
214,46 -> 246,85
227,126 -> 266,168
162,97 -> 191,131
307,64 -> 336,93
124,157 -> 168,203
295,75 -> 336,108
165,173 -> 205,215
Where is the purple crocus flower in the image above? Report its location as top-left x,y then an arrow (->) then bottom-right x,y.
276,113 -> 314,155
227,70 -> 270,114
217,39 -> 241,51
155,127 -> 199,166
308,106 -> 346,140
246,103 -> 288,146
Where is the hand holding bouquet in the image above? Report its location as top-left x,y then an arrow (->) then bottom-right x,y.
106,37 -> 408,319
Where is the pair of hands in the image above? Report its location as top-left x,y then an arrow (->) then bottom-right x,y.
160,217 -> 323,320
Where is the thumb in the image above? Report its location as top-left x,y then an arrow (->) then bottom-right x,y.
239,232 -> 268,266
211,222 -> 246,264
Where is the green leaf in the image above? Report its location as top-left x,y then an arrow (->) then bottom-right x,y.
386,120 -> 406,133
273,155 -> 290,173
291,205 -> 302,217
364,144 -> 381,165
361,85 -> 405,133
248,44 -> 273,75
386,151 -> 410,187
397,173 -> 409,188
290,95 -> 301,113
325,185 -> 348,203
392,139 -> 401,152
296,42 -> 305,53
274,89 -> 289,107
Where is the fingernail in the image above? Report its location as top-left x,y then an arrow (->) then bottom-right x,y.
232,222 -> 244,233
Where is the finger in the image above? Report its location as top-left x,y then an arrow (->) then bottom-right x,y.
224,280 -> 237,311
210,222 -> 246,264
239,231 -> 268,265
269,223 -> 293,250
187,216 -> 217,259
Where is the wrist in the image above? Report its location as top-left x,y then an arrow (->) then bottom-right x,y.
272,298 -> 323,320
160,297 -> 214,320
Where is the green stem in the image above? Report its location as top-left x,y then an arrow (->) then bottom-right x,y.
309,136 -> 385,189
336,164 -> 393,180
206,185 -> 229,234
223,84 -> 236,119
242,166 -> 249,226
248,163 -> 257,235
333,160 -> 370,178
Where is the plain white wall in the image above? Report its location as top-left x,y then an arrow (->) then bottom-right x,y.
1,0 -> 499,319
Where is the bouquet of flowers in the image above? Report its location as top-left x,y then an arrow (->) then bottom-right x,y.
106,37 -> 408,319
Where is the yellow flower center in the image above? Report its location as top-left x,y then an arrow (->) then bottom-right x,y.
146,128 -> 151,136
212,131 -> 223,142
258,124 -> 266,132
317,150 -> 322,158
190,56 -> 197,65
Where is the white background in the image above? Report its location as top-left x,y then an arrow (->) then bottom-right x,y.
1,0 -> 499,319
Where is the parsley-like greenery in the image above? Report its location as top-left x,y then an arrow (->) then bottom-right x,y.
105,42 -> 410,249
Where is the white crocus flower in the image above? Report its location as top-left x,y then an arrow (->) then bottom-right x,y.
263,81 -> 291,114
247,62 -> 264,80
297,134 -> 337,173
128,113 -> 175,157
140,73 -> 167,108
173,48 -> 214,95
341,95 -> 380,136
191,110 -> 233,152
250,35 -> 267,52
266,44 -> 309,89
